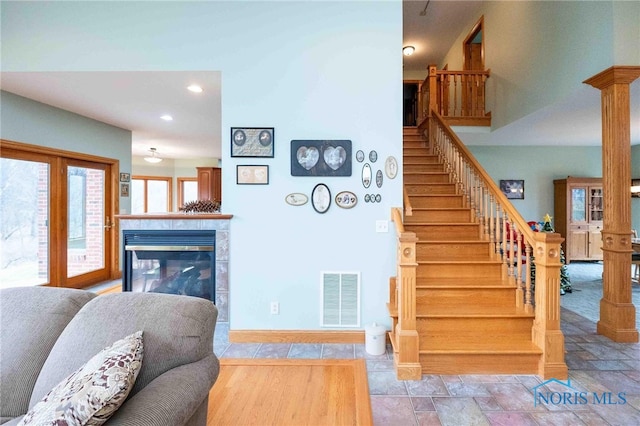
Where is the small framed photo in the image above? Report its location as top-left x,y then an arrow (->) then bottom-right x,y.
500,179 -> 524,199
120,183 -> 130,197
237,165 -> 269,185
119,172 -> 130,182
231,127 -> 274,157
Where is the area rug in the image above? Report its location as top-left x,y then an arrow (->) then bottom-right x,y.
207,358 -> 372,426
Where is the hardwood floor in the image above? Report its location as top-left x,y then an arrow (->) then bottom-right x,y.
207,359 -> 372,426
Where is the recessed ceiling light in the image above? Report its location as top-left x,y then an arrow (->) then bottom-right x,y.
160,115 -> 173,121
187,84 -> 203,93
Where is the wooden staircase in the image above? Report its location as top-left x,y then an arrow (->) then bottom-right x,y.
389,126 -> 542,375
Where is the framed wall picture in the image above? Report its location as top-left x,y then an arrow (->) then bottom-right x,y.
500,179 -> 524,199
291,140 -> 352,177
231,127 -> 274,158
120,183 -> 130,197
119,172 -> 130,182
236,165 -> 269,185
311,183 -> 331,213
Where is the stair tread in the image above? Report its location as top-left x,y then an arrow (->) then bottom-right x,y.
417,277 -> 509,287
420,340 -> 542,354
418,306 -> 533,317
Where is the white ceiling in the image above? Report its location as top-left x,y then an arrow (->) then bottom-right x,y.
1,71 -> 221,160
0,1 -> 637,159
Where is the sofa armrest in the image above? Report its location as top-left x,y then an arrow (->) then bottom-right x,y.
104,353 -> 220,426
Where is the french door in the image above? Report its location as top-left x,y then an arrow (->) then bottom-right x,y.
64,159 -> 112,287
0,141 -> 116,289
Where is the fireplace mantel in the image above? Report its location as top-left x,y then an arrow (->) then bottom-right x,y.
116,213 -> 233,220
117,213 -> 232,322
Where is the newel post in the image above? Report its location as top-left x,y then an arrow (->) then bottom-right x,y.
395,232 -> 421,380
428,65 -> 438,117
531,231 -> 568,380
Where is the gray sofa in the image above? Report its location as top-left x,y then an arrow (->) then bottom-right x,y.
0,286 -> 220,425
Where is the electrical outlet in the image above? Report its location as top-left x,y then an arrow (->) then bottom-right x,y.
376,220 -> 389,233
270,301 -> 279,315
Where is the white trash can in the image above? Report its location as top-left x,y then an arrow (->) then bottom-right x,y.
365,322 -> 387,355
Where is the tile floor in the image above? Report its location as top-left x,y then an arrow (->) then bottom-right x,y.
213,261 -> 640,425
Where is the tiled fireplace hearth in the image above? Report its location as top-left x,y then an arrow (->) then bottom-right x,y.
117,214 -> 232,322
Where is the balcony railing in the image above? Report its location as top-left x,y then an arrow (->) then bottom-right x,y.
418,65 -> 491,127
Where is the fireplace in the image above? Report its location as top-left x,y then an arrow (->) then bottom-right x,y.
123,230 -> 215,302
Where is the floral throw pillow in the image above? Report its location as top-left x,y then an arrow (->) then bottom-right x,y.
19,330 -> 144,426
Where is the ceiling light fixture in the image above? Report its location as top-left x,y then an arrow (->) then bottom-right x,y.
160,114 -> 173,121
187,84 -> 203,93
403,46 -> 415,56
144,148 -> 163,163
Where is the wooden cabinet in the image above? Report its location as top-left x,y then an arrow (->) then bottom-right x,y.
197,167 -> 221,202
554,177 -> 603,263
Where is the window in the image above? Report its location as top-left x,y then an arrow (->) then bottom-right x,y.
178,177 -> 198,209
131,176 -> 172,213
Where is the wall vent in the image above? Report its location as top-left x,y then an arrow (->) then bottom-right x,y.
321,271 -> 360,327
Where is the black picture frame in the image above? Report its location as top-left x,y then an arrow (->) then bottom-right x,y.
119,172 -> 130,182
291,140 -> 352,177
231,127 -> 274,158
236,165 -> 269,185
500,179 -> 525,199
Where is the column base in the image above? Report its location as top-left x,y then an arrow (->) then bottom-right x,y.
597,298 -> 639,343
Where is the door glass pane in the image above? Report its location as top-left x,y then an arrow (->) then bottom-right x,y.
571,188 -> 586,222
131,179 -> 145,214
67,166 -> 104,277
590,188 -> 603,221
147,180 -> 169,212
0,158 -> 49,287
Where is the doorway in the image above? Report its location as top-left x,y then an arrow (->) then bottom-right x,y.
463,16 -> 484,71
0,141 -> 117,289
403,81 -> 420,127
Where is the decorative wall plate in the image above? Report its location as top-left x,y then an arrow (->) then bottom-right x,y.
335,191 -> 357,209
285,193 -> 309,206
369,150 -> 378,163
311,183 -> 331,213
362,163 -> 372,188
364,194 -> 371,203
384,156 -> 398,179
376,170 -> 383,188
375,194 -> 382,203
356,150 -> 365,162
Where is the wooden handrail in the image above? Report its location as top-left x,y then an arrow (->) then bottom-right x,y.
403,186 -> 413,217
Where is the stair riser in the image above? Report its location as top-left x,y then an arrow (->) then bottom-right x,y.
406,184 -> 457,195
417,263 -> 502,278
406,224 -> 480,240
406,209 -> 472,223
417,317 -> 533,338
408,196 -> 464,208
418,354 -> 539,375
416,242 -> 491,259
416,288 -> 516,308
404,174 -> 451,184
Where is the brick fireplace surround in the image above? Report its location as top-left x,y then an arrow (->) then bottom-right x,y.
116,214 -> 232,322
